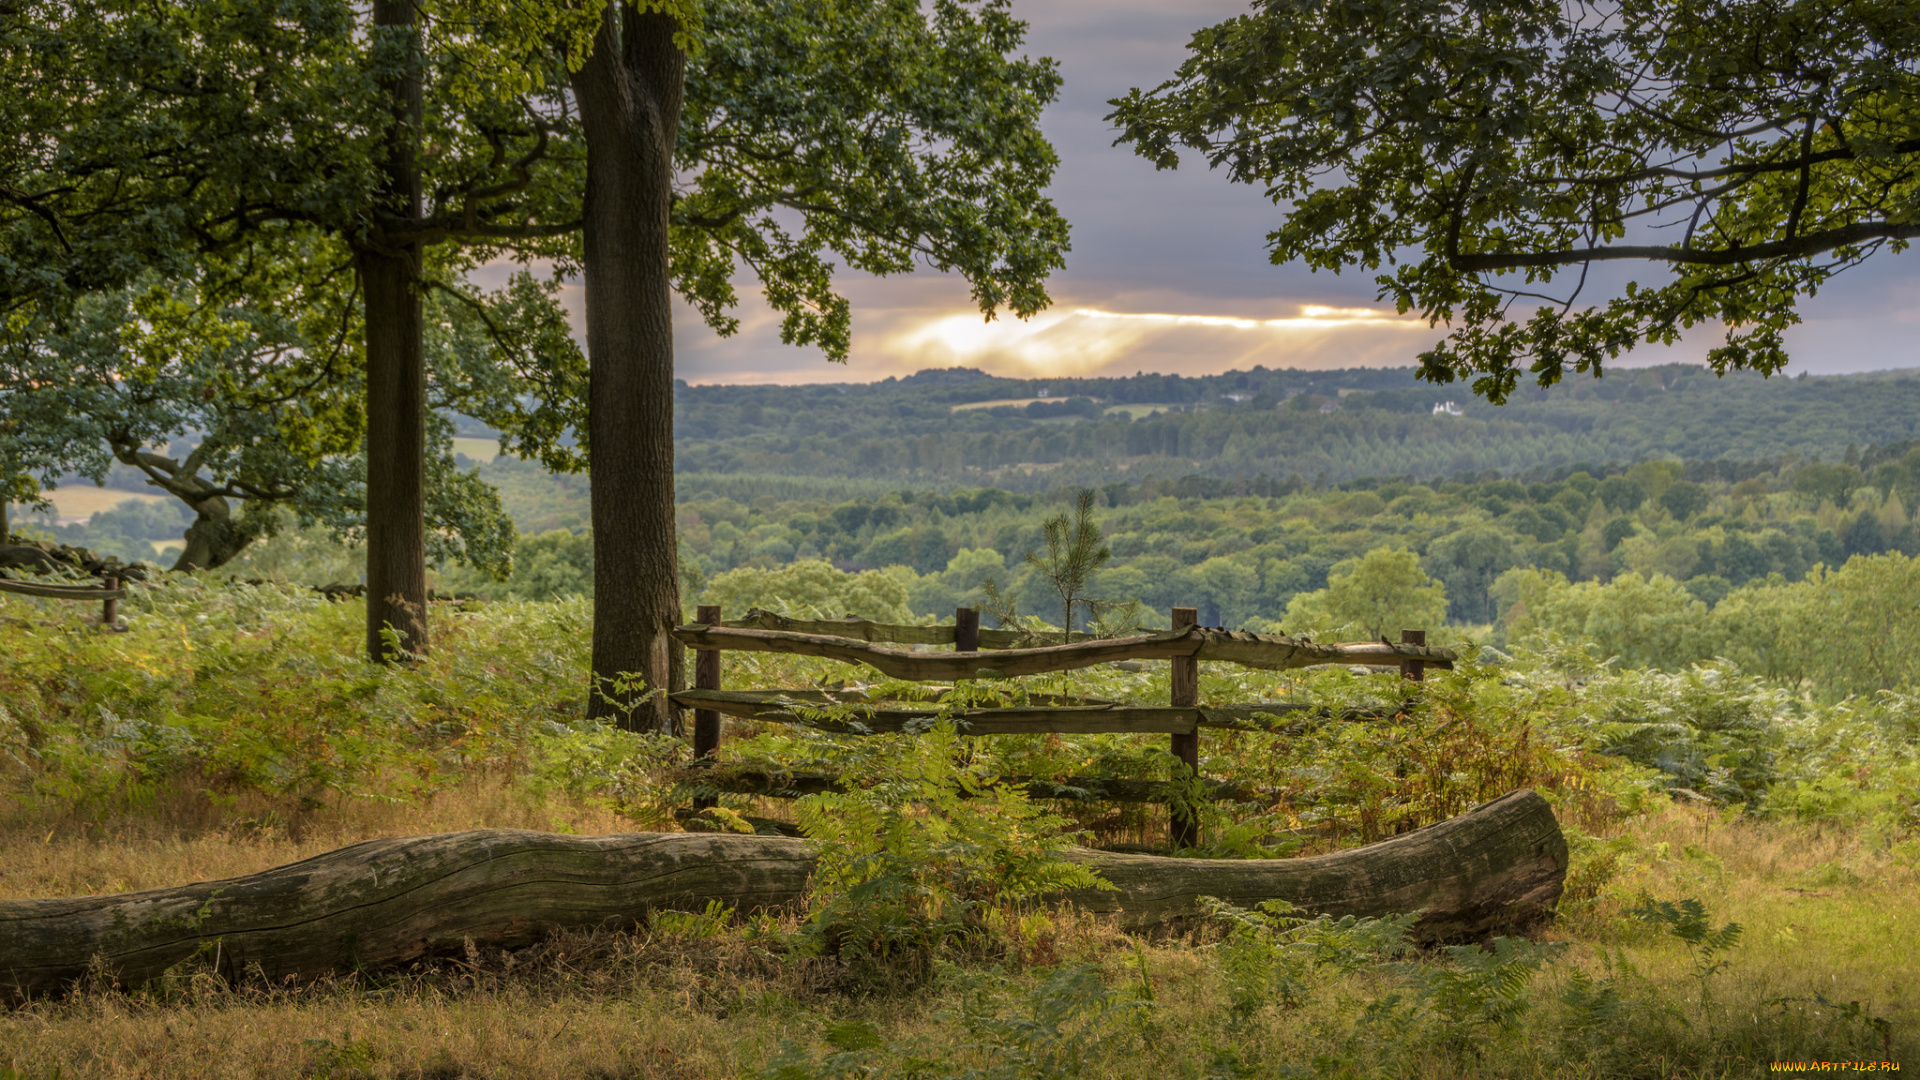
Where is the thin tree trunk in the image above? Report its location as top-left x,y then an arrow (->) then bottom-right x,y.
571,4 -> 686,731
357,0 -> 429,662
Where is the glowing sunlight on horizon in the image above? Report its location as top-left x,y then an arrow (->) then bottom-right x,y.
883,303 -> 1433,379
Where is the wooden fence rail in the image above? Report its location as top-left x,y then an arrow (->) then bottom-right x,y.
673,605 -> 1455,848
0,575 -> 122,627
674,765 -> 1269,806
670,622 -> 1452,682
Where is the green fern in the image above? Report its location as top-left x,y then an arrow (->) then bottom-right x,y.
1201,897 -> 1419,1022
1626,894 -> 1742,1002
1416,936 -> 1567,1045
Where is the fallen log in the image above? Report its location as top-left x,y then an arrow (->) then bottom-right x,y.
0,790 -> 1564,1002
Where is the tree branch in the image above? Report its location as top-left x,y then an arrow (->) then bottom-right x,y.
1452,219 -> 1920,272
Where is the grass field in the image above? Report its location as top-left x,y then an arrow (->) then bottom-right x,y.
0,790 -> 1910,1079
1101,403 -> 1183,419
28,487 -> 169,524
0,585 -> 1914,1079
450,436 -> 502,462
950,397 -> 1053,411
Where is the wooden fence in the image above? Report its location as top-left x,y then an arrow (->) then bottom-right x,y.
668,606 -> 1455,847
0,575 -> 124,627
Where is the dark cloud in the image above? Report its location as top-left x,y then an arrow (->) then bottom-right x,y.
660,0 -> 1920,384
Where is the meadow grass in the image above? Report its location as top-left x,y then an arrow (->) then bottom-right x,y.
1,802 -> 1912,1079
2,581 -> 1916,1078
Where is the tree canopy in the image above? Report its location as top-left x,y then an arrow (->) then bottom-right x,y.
563,0 -> 1069,726
1,0 -> 590,654
0,235 -> 560,572
1110,0 -> 1920,402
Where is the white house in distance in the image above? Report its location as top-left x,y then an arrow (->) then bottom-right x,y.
1432,401 -> 1464,417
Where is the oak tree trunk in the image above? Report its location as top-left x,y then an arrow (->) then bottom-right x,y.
0,790 -> 1566,1002
356,0 -> 430,663
571,4 -> 687,731
170,493 -> 252,572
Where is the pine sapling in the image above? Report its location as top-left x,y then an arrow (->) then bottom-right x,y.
1026,489 -> 1111,643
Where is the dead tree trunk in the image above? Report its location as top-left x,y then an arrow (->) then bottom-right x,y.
0,790 -> 1564,1003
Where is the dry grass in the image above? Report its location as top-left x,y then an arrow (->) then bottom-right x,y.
3,794 -> 1916,1079
0,775 -> 629,902
28,487 -> 171,525
1554,802 -> 1920,1034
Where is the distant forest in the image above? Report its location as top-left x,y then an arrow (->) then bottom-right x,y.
652,363 -> 1920,489
32,362 -> 1920,583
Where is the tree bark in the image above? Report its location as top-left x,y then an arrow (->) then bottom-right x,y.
0,790 -> 1566,1002
571,4 -> 687,731
104,442 -> 257,571
170,493 -> 252,572
356,0 -> 430,662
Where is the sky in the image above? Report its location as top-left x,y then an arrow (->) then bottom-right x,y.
653,1 -> 1920,386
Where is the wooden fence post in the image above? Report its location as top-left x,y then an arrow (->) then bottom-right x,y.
1398,628 -> 1425,722
693,604 -> 722,810
101,576 -> 118,629
954,607 -> 979,653
1399,629 -> 1425,682
1169,606 -> 1200,849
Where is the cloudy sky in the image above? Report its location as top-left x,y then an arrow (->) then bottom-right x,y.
664,0 -> 1920,386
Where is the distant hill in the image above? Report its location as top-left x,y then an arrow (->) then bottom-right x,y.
665,363 -> 1920,490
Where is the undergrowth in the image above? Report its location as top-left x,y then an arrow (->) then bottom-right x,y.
4,580 -> 1919,1077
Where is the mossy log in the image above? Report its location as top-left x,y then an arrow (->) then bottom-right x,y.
0,790 -> 1564,1003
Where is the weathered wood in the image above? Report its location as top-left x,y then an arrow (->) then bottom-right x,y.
693,604 -> 722,810
721,607 -> 1082,650
1068,789 -> 1566,943
671,623 -> 1455,681
675,807 -> 804,837
0,578 -> 126,602
673,765 -> 1268,804
673,699 -> 1200,735
672,623 -> 1193,679
666,689 -> 1328,735
1169,606 -> 1201,848
667,687 -> 1112,712
0,791 -> 1565,1000
1400,628 -> 1427,683
954,606 -> 980,652
1189,629 -> 1456,672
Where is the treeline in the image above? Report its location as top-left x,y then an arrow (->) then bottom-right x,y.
663,364 -> 1920,488
29,498 -> 194,565
432,447 -> 1920,640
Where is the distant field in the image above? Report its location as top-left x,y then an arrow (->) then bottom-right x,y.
35,487 -> 169,524
1101,403 -> 1182,419
950,397 -> 1052,411
451,436 -> 501,462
